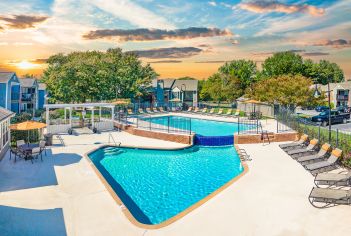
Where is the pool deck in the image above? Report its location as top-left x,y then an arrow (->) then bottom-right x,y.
1,131 -> 350,235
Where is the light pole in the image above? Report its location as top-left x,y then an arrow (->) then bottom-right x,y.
181,84 -> 186,110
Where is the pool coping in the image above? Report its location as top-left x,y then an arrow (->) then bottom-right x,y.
84,144 -> 249,229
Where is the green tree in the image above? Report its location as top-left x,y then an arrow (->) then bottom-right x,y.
262,52 -> 304,77
249,74 -> 325,109
42,48 -> 157,103
313,60 -> 344,85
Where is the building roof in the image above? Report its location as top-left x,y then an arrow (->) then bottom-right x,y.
319,81 -> 351,91
155,78 -> 198,91
19,78 -> 37,87
0,72 -> 16,83
0,107 -> 15,122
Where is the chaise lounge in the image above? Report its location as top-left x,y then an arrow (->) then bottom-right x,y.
314,171 -> 351,187
297,143 -> 330,165
304,149 -> 342,175
287,139 -> 319,158
279,134 -> 308,150
308,187 -> 351,208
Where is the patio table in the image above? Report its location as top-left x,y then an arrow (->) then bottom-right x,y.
19,144 -> 39,160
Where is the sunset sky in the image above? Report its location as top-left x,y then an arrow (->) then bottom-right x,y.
0,0 -> 350,79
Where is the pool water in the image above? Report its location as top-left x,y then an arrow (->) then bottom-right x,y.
144,116 -> 252,136
88,145 -> 243,225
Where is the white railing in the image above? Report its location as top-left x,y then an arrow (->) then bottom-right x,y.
47,124 -> 71,134
95,121 -> 114,131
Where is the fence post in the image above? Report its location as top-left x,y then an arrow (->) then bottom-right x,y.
136,116 -> 139,128
318,124 -> 321,141
237,116 -> 240,134
167,116 -> 170,133
256,118 -> 259,134
276,115 -> 279,133
149,115 -> 151,131
189,118 -> 192,135
336,129 -> 339,148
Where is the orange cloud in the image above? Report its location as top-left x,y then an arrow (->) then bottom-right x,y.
312,39 -> 351,48
239,1 -> 325,16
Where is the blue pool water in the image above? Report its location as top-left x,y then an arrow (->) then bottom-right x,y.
88,145 -> 243,225
144,116 -> 252,136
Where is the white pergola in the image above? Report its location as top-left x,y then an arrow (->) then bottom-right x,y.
44,103 -> 115,134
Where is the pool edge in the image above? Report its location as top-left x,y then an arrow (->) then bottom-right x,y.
84,144 -> 249,229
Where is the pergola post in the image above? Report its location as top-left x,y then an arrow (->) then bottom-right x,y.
64,108 -> 67,124
111,106 -> 115,121
99,106 -> 102,121
69,107 -> 72,128
91,108 -> 95,129
46,107 -> 49,126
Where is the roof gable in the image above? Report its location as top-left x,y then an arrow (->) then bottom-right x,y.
19,78 -> 38,87
0,107 -> 14,121
0,72 -> 17,83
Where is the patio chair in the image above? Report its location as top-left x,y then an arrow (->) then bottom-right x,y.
223,109 -> 232,116
308,187 -> 351,208
186,107 -> 192,112
304,149 -> 342,175
39,140 -> 47,156
314,171 -> 351,188
29,147 -> 43,162
279,134 -> 309,150
9,146 -> 26,162
206,108 -> 215,116
297,143 -> 330,165
201,108 -> 207,114
287,139 -> 319,158
16,140 -> 25,148
151,107 -> 159,113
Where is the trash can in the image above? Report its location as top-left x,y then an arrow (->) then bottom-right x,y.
44,133 -> 53,146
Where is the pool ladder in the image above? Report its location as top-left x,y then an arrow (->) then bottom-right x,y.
108,132 -> 121,147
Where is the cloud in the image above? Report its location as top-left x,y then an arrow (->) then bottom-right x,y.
149,60 -> 182,63
82,27 -> 232,41
0,14 -> 48,29
312,39 -> 351,48
303,52 -> 329,56
239,1 -> 325,17
128,47 -> 202,59
195,60 -> 226,63
208,1 -> 217,7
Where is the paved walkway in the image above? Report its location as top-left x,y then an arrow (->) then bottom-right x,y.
0,132 -> 350,236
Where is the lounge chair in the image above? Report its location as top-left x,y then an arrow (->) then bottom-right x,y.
28,147 -> 43,163
186,107 -> 192,112
233,109 -> 240,117
159,107 -> 167,113
297,143 -> 330,164
9,146 -> 26,162
146,108 -> 154,114
223,109 -> 232,116
206,108 -> 215,115
138,108 -> 145,114
151,107 -> 159,113
314,171 -> 351,188
308,187 -> 351,208
192,107 -> 200,113
216,108 -> 223,116
127,109 -> 135,116
304,149 -> 342,175
287,139 -> 319,158
201,108 -> 207,114
279,134 -> 309,150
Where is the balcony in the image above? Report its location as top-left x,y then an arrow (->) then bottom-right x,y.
337,95 -> 349,100
21,94 -> 35,102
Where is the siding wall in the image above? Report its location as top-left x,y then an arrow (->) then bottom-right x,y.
38,90 -> 45,109
0,83 -> 7,108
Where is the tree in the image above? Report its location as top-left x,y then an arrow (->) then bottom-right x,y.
42,48 -> 157,103
249,74 -> 325,109
262,52 -> 304,77
313,60 -> 344,85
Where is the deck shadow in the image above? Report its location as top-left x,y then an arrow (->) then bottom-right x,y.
0,149 -> 82,192
0,205 -> 67,236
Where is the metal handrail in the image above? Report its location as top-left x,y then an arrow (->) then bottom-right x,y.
108,132 -> 121,147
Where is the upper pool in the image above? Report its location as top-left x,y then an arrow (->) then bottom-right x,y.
142,115 -> 252,136
88,145 -> 243,226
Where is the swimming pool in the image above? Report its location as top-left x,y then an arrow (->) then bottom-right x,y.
143,115 -> 252,136
88,145 -> 243,226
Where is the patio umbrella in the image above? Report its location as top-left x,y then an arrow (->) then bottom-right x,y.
10,121 -> 47,143
243,99 -> 262,115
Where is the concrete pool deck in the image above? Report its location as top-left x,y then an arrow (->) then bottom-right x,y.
0,131 -> 350,236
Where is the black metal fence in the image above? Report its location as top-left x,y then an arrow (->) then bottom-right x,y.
276,108 -> 351,163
